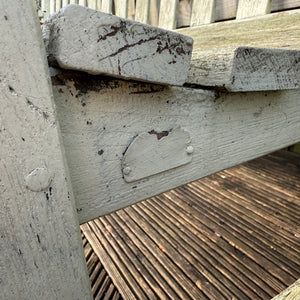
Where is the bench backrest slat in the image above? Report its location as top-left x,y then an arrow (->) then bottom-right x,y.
115,0 -> 128,18
158,0 -> 178,29
236,0 -> 271,19
191,0 -> 215,26
135,0 -> 150,24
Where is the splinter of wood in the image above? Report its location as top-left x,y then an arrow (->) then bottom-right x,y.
43,4 -> 193,86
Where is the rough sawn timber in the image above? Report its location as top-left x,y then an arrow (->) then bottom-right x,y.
0,0 -> 92,299
177,9 -> 300,90
51,70 -> 300,223
43,4 -> 193,86
189,46 -> 300,91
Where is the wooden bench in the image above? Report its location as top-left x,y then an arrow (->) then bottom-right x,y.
1,0 -> 299,298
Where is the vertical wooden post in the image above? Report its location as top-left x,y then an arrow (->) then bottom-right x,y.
0,0 -> 92,299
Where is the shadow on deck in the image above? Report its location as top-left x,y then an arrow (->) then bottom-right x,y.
81,150 -> 300,299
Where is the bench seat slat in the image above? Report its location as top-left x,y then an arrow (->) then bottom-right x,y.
178,9 -> 300,91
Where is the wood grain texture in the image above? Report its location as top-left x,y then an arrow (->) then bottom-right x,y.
178,9 -> 300,89
42,0 -> 51,18
115,0 -> 128,18
62,0 -> 69,8
56,0 -> 62,12
236,0 -> 271,19
149,0 -> 159,26
191,0 -> 216,25
127,0 -> 135,19
135,0 -> 150,24
101,0 -> 113,13
0,1 -> 92,299
43,4 -> 193,86
271,0 -> 300,12
79,0 -> 87,7
50,0 -> 56,14
188,46 -> 300,91
158,0 -> 178,29
82,150 -> 300,299
51,70 -> 300,223
272,279 -> 300,300
177,9 -> 300,50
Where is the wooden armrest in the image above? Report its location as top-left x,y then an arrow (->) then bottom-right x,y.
42,4 -> 193,86
44,5 -> 299,92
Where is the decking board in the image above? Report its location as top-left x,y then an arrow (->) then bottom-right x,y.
82,150 -> 300,299
82,233 -> 122,300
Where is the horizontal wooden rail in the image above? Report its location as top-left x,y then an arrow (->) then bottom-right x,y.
50,69 -> 300,223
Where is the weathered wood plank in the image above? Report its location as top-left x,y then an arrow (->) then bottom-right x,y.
81,223 -> 137,299
56,0 -> 62,12
0,1 -> 92,299
50,70 -> 300,223
178,9 -> 300,51
149,0 -> 159,26
79,0 -> 87,7
191,0 -> 216,26
188,46 -> 300,91
135,0 -> 150,24
83,151 -> 300,299
42,0 -> 51,18
236,0 -> 271,19
50,0 -> 56,14
272,0 -> 300,12
43,4 -> 193,86
178,9 -> 300,89
101,0 -> 113,13
62,0 -> 69,8
272,278 -> 300,300
127,0 -> 135,19
158,0 -> 178,29
115,0 -> 128,18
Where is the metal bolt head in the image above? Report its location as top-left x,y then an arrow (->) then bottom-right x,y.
123,167 -> 131,175
186,146 -> 194,154
25,167 -> 53,192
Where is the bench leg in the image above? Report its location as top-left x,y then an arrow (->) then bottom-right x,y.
0,1 -> 92,299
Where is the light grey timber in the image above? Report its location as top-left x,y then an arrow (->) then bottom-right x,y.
0,0 -> 92,299
43,4 -> 193,86
50,69 -> 300,223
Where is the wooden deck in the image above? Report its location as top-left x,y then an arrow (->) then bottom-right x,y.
81,150 -> 300,299
82,233 -> 122,300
